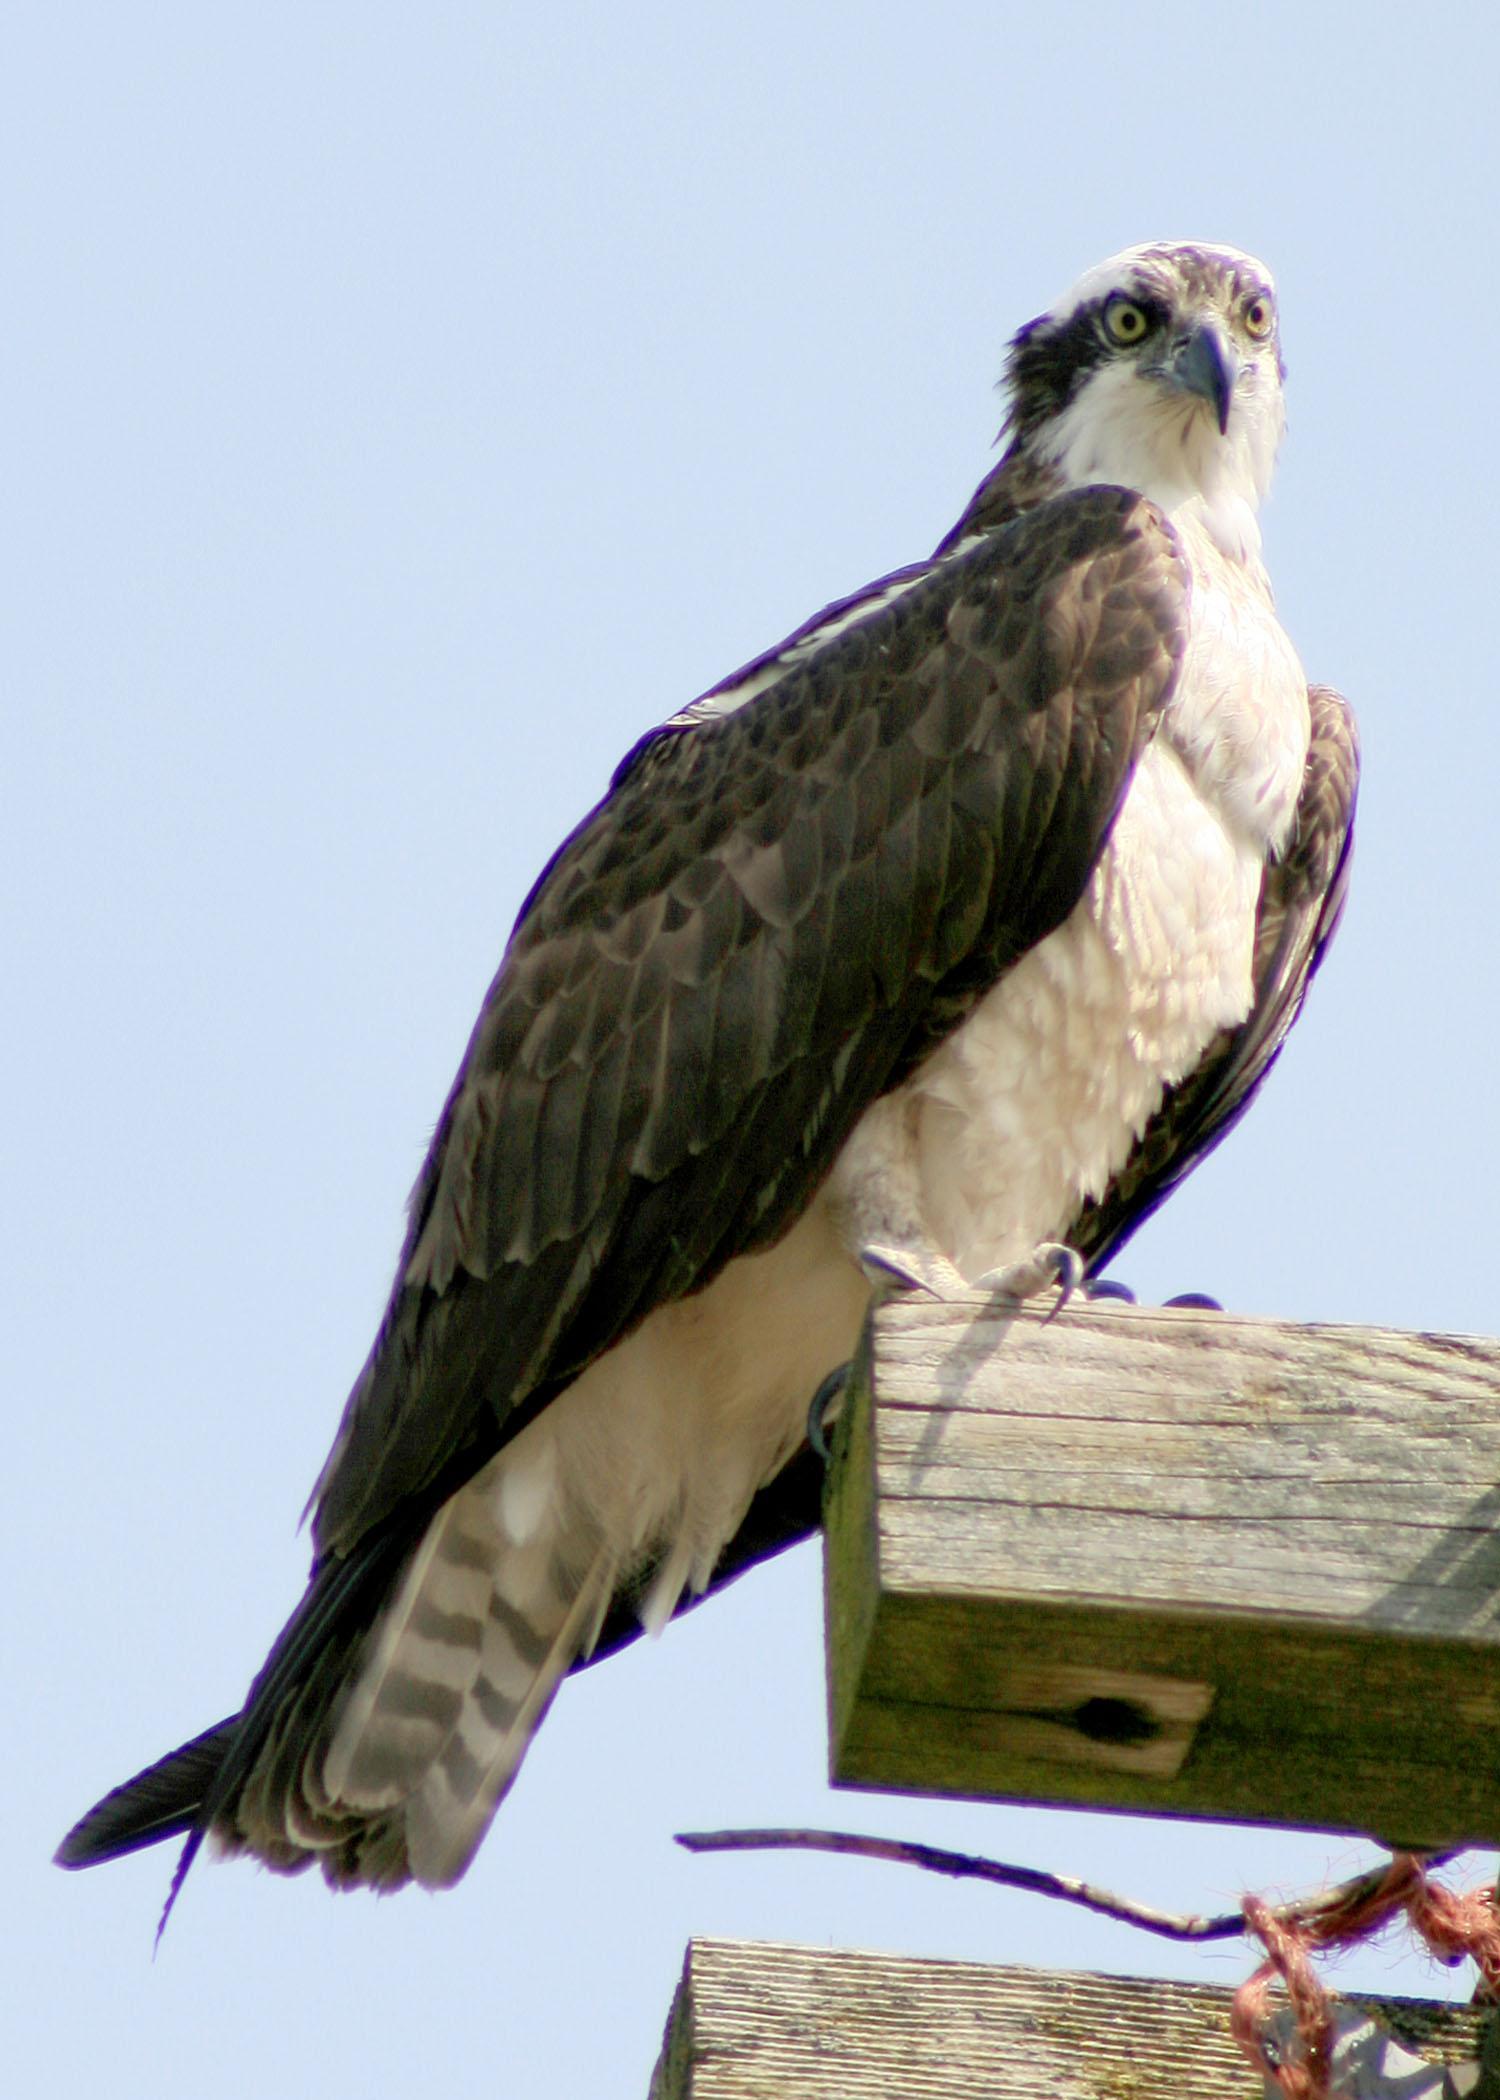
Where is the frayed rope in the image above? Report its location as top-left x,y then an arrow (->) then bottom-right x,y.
1232,1856 -> 1500,2098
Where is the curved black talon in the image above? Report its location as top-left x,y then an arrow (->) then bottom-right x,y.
1163,1291 -> 1223,1311
1084,1278 -> 1137,1304
1041,1245 -> 1085,1324
807,1363 -> 851,1463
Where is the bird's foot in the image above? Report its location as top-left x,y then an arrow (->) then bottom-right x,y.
806,1363 -> 851,1464
858,1238 -> 1082,1320
969,1241 -> 1084,1322
1163,1290 -> 1223,1311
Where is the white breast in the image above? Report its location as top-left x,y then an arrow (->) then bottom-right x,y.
831,518 -> 1310,1282
875,737 -> 1264,1277
1166,520 -> 1309,852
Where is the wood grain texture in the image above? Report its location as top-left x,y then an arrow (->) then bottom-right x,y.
824,1301 -> 1500,1843
646,1938 -> 1491,2099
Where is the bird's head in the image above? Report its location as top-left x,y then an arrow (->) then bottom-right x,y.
1002,241 -> 1285,561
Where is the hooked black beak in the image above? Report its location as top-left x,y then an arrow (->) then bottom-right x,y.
1164,322 -> 1237,435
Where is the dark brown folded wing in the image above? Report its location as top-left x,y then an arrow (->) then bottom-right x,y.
309,486 -> 1190,1561
59,491 -> 1208,1890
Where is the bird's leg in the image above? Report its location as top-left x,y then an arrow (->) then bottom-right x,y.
833,1112 -> 1085,1334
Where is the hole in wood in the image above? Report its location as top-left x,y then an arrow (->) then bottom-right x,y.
1072,1696 -> 1161,1748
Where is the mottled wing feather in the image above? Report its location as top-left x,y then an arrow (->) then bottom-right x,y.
311,486 -> 1189,1559
1070,681 -> 1359,1272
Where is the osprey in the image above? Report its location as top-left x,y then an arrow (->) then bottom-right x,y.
58,241 -> 1357,1899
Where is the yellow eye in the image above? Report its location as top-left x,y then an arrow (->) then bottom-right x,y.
1103,296 -> 1151,346
1242,292 -> 1275,340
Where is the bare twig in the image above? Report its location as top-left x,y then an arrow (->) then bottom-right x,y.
675,1827 -> 1458,1947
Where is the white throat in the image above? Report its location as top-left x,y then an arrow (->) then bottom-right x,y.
1037,362 -> 1280,567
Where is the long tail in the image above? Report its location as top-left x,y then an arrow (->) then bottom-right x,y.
313,1453 -> 618,1887
56,1433 -> 621,1898
55,1718 -> 237,1870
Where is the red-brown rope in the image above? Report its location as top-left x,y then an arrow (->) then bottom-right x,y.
1232,1856 -> 1500,2096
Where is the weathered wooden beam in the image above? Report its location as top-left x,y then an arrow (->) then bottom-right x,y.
647,1937 -> 1493,2098
824,1300 -> 1500,1843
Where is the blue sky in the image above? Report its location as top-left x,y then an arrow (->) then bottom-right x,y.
10,5 -> 1500,2094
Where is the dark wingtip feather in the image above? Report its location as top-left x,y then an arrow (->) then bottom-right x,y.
55,1718 -> 238,1870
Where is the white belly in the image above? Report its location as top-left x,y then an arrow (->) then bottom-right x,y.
837,735 -> 1267,1279
482,1197 -> 869,1630
833,516 -> 1310,1281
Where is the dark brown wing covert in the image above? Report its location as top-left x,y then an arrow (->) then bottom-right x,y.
312,486 -> 1189,1558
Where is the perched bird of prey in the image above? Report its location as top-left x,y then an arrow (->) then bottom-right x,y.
58,240 -> 1357,1901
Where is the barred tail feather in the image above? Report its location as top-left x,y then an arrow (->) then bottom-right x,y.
317,1432 -> 618,1888
403,1541 -> 616,1886
318,1506 -> 472,1811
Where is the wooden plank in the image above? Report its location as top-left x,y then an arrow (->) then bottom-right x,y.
646,1938 -> 1494,2098
824,1300 -> 1500,1842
